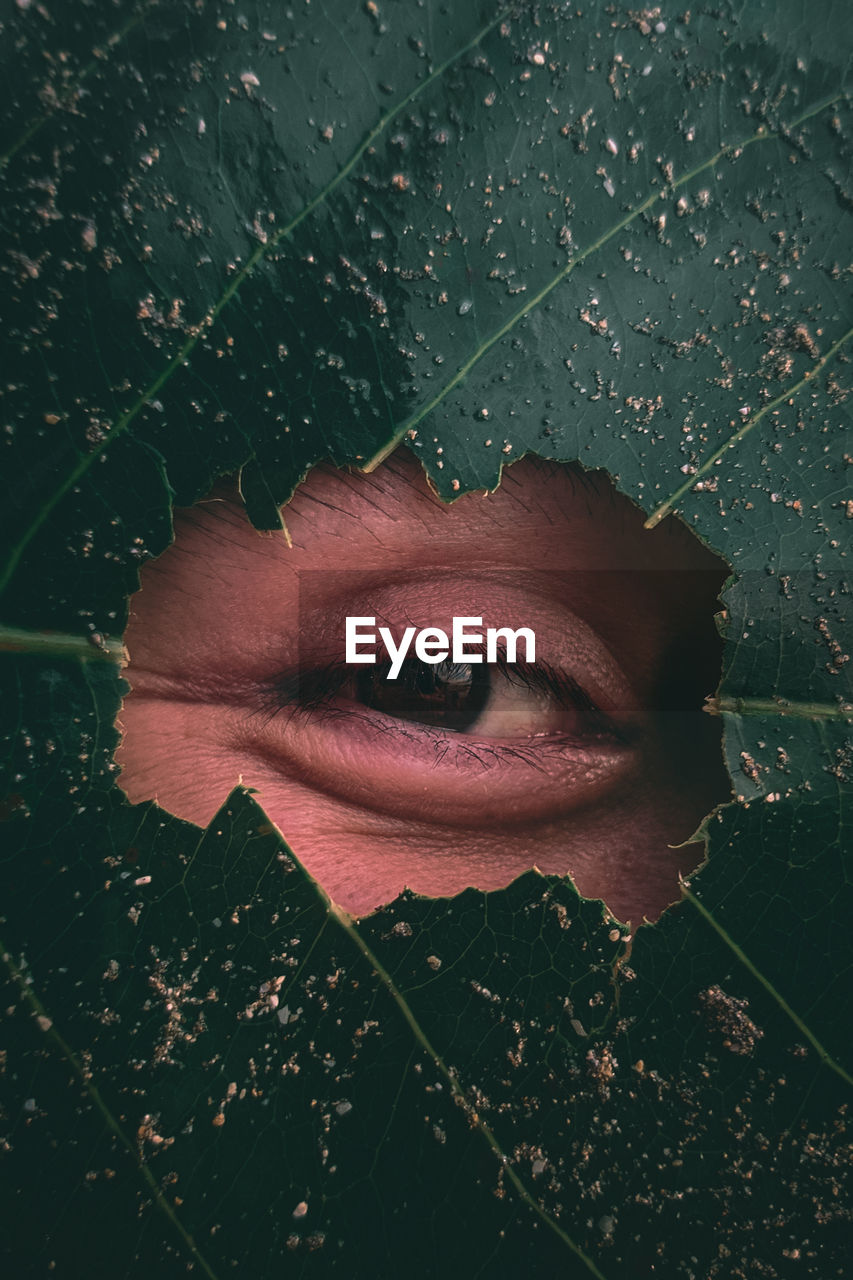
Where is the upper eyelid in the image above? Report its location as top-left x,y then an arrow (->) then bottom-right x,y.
260,661 -> 351,715
262,652 -> 542,711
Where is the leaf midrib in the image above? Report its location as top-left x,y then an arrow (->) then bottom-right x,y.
709,695 -> 853,721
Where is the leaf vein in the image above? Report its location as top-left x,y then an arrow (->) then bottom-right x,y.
682,888 -> 853,1088
0,0 -> 160,172
365,93 -> 849,476
326,901 -> 610,1278
708,695 -> 853,721
0,942 -> 223,1280
0,5 -> 512,598
646,320 -> 853,529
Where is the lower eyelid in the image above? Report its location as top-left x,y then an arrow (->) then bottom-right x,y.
289,697 -> 594,752
237,689 -> 638,830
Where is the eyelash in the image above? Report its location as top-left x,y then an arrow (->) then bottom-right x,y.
259,652 -> 624,746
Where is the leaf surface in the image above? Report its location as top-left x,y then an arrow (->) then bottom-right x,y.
1,2 -> 851,1276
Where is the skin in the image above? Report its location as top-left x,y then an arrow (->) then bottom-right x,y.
116,449 -> 731,925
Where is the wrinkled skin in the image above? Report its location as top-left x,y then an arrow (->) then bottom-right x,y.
117,450 -> 730,924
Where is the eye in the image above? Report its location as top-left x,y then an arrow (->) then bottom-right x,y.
357,658 -> 491,730
115,453 -> 731,923
237,577 -> 645,835
282,654 -> 616,740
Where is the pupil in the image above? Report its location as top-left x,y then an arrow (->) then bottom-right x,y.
356,659 -> 491,731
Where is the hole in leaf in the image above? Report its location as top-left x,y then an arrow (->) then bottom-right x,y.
116,449 -> 731,925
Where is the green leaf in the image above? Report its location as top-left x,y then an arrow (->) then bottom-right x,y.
2,1 -> 851,1276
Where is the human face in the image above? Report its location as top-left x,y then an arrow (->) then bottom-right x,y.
116,450 -> 730,925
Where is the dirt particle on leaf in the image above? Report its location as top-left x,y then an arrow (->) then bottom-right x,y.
698,985 -> 764,1055
815,617 -> 849,673
586,1044 -> 618,1098
739,751 -> 764,783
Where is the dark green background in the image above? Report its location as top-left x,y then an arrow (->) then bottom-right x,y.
1,2 -> 851,1276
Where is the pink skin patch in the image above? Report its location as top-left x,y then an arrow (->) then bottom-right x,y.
116,450 -> 730,925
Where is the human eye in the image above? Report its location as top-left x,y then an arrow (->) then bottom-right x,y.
116,454 -> 730,922
288,651 -> 621,741
234,574 -> 644,830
